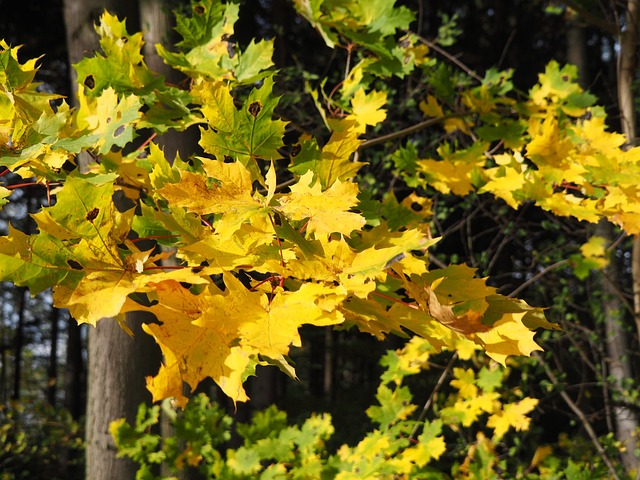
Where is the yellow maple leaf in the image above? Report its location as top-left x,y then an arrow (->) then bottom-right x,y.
347,87 -> 387,133
539,193 -> 601,224
480,163 -> 526,209
474,312 -> 542,366
419,95 -> 444,118
417,159 -> 476,196
526,113 -> 573,167
487,397 -> 539,439
451,368 -> 479,399
159,159 -> 265,238
318,119 -> 365,188
196,274 -> 345,360
580,235 -> 607,259
276,171 -> 365,238
400,434 -> 446,468
131,280 -> 254,406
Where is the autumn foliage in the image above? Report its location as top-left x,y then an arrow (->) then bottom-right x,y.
0,2 -> 552,408
5,0 -> 640,476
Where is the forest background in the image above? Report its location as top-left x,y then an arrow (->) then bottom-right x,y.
2,0 -> 640,479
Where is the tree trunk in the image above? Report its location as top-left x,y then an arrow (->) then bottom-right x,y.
596,219 -> 638,471
11,287 -> 27,401
47,307 -> 60,407
64,315 -> 85,420
613,0 -> 640,472
85,314 -> 161,479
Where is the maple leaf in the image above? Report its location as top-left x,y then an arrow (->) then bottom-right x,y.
289,126 -> 365,189
474,313 -> 542,366
366,385 -> 416,427
136,274 -> 348,405
196,274 -> 345,360
400,420 -> 446,467
131,280 -> 255,406
529,61 -> 595,115
347,87 -> 387,133
73,12 -> 158,96
74,87 -> 141,154
159,158 -> 265,238
196,77 -> 286,181
276,171 -> 365,239
416,149 -> 483,196
479,153 -> 527,209
157,1 -> 274,85
525,113 -> 574,168
487,397 -> 539,439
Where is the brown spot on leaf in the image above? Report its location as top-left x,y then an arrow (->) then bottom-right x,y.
84,75 -> 95,89
114,125 -> 125,137
248,101 -> 262,118
86,208 -> 100,222
66,259 -> 83,270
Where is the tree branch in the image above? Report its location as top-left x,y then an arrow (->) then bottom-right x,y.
358,112 -> 470,150
533,352 -> 621,480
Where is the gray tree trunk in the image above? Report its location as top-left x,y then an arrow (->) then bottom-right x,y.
566,12 -> 639,473
614,0 -> 640,473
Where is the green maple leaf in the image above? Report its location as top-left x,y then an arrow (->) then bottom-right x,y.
74,12 -> 159,97
0,225 -> 83,295
235,39 -> 275,84
173,1 -> 239,50
197,76 -> 286,181
67,88 -> 142,154
366,384 -> 416,427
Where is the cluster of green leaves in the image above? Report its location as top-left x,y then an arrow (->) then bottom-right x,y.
113,339 -> 560,479
0,401 -> 84,480
0,0 -> 551,409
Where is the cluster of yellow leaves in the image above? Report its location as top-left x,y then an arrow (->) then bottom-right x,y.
411,60 -> 640,235
0,8 -> 552,409
441,365 -> 538,440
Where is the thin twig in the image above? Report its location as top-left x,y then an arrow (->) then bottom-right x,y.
506,259 -> 570,297
408,352 -> 458,442
533,352 -> 621,480
408,31 -> 483,83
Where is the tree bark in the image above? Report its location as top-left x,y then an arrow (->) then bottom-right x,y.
47,307 -> 60,407
64,315 -> 85,420
11,287 -> 27,401
85,314 -> 160,479
596,219 -> 638,473
613,0 -> 640,472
